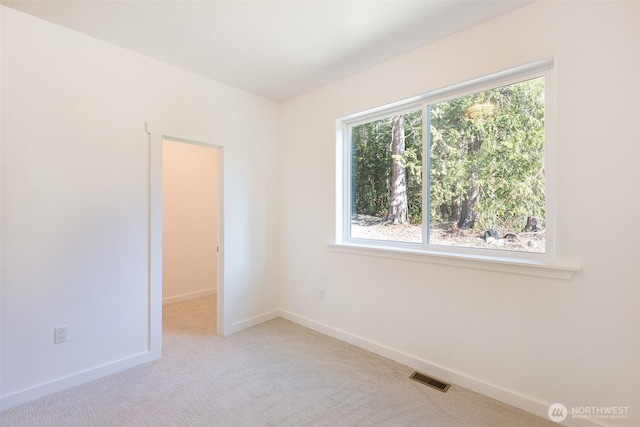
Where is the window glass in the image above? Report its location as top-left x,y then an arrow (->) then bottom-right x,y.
350,110 -> 422,243
345,73 -> 547,254
428,77 -> 545,252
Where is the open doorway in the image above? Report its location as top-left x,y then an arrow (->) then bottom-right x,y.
161,139 -> 219,335
147,125 -> 225,358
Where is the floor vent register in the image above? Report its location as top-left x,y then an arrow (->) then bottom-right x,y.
409,371 -> 451,393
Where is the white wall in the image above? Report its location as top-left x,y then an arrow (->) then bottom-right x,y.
162,140 -> 218,304
0,6 -> 280,408
280,2 -> 639,426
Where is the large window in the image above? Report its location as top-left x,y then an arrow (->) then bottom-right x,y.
339,62 -> 554,259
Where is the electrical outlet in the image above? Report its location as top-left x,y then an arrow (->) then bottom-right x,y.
54,326 -> 68,344
319,289 -> 325,301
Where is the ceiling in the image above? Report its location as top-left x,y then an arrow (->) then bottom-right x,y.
2,1 -> 531,101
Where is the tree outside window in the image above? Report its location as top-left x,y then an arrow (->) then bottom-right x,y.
349,76 -> 546,253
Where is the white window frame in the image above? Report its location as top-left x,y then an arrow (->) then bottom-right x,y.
334,59 -> 579,279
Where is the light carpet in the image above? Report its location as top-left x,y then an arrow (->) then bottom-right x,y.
0,296 -> 556,426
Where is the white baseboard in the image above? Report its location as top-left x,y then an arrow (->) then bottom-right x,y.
226,310 -> 280,335
0,350 -> 158,411
162,288 -> 216,305
278,309 -> 604,427
0,308 -> 607,427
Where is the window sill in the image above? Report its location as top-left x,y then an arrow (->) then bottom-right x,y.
328,243 -> 579,280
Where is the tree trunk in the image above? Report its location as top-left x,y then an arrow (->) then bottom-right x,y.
439,204 -> 450,222
524,216 -> 540,232
456,134 -> 482,229
387,115 -> 408,224
451,195 -> 461,225
457,171 -> 480,229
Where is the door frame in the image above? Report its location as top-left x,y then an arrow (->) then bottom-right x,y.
146,123 -> 225,358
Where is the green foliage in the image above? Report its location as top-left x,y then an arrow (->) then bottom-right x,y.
429,77 -> 545,231
351,77 -> 545,233
351,111 -> 422,222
